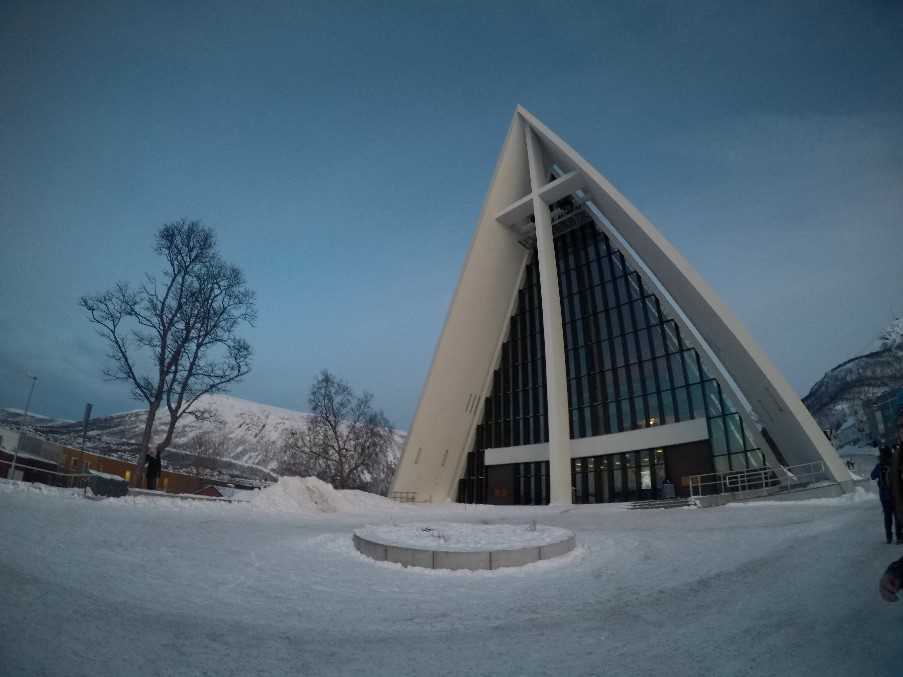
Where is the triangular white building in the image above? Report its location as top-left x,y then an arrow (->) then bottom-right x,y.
391,107 -> 851,505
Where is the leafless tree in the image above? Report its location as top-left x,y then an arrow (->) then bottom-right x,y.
186,429 -> 231,459
280,370 -> 395,491
80,220 -> 256,483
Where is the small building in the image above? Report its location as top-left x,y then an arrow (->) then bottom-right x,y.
193,485 -> 244,499
0,447 -> 60,484
1,427 -> 227,496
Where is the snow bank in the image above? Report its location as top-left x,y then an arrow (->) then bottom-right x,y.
248,476 -> 405,514
728,486 -> 877,508
0,478 -> 83,499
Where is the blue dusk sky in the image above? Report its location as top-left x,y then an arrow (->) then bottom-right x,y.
1,1 -> 901,428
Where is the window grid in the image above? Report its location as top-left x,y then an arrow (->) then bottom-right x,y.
459,216 -> 762,504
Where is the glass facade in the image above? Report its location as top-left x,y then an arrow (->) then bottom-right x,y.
571,449 -> 667,503
458,209 -> 764,504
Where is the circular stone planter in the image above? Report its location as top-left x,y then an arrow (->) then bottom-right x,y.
352,522 -> 576,571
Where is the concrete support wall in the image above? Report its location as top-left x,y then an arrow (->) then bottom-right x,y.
389,115 -> 531,502
524,126 -> 571,505
484,417 -> 710,466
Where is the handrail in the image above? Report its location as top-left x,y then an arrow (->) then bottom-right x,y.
1,460 -> 100,494
687,461 -> 828,499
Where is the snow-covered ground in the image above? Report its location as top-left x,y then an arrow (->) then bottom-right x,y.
0,478 -> 900,676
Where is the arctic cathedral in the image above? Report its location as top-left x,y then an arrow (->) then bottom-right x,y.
390,107 -> 850,506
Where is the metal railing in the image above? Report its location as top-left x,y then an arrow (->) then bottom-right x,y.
687,461 -> 829,500
3,460 -> 96,491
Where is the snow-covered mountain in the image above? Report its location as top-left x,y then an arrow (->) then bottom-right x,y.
5,393 -> 405,481
803,317 -> 903,447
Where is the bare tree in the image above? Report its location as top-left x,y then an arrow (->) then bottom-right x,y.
280,370 -> 395,491
80,220 -> 256,484
186,430 -> 230,459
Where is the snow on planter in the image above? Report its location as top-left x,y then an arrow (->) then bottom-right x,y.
353,522 -> 576,570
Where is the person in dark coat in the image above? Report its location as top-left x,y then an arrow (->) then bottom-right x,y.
879,409 -> 903,603
871,446 -> 901,544
145,452 -> 161,491
880,556 -> 903,602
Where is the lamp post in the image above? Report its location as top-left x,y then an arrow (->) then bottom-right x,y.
8,375 -> 38,480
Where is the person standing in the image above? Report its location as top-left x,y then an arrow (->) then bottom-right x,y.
145,452 -> 161,491
879,407 -> 903,602
871,446 -> 900,544
894,410 -> 903,530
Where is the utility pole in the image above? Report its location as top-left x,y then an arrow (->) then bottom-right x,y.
8,375 -> 38,480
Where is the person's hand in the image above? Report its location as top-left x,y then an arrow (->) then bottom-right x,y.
879,572 -> 901,602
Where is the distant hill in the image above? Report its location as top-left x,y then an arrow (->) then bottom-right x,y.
803,317 -> 903,448
1,393 -> 405,490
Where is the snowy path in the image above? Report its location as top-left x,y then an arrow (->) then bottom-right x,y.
1,485 -> 901,676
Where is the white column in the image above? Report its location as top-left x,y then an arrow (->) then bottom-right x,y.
524,125 -> 572,504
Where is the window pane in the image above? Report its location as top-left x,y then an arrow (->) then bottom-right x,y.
704,379 -> 723,416
737,452 -> 751,471
725,414 -> 745,452
670,353 -> 686,387
661,391 -> 675,424
608,402 -> 618,433
626,335 -> 637,364
629,363 -> 642,393
647,395 -> 660,427
616,367 -> 629,399
664,321 -> 680,353
710,417 -> 727,454
684,350 -> 701,384
646,296 -> 661,324
656,356 -> 671,390
643,359 -> 656,394
675,386 -> 690,421
612,338 -> 624,367
620,399 -> 634,430
747,449 -> 766,468
634,396 -> 646,428
634,300 -> 647,330
651,326 -> 665,357
689,384 -> 704,417
609,308 -> 622,337
622,306 -> 634,334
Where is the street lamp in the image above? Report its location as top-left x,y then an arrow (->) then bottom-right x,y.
8,375 -> 38,481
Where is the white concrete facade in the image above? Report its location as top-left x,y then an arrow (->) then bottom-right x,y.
524,125 -> 572,504
390,107 -> 851,503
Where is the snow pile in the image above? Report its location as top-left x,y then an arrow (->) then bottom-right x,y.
248,476 -> 404,514
729,486 -> 877,508
0,479 -> 83,499
354,522 -> 573,551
